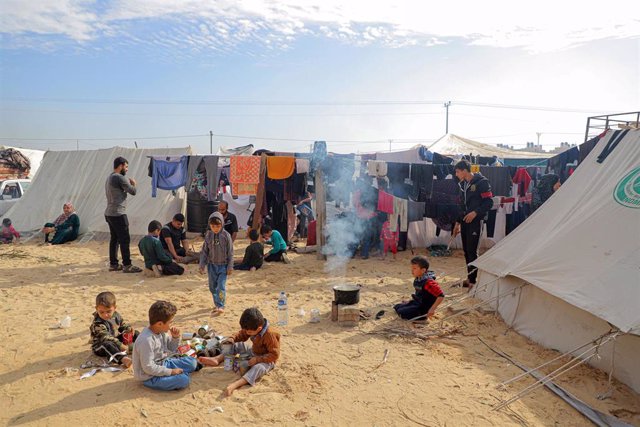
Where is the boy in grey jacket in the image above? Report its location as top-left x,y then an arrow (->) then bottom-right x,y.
132,300 -> 198,391
199,212 -> 234,316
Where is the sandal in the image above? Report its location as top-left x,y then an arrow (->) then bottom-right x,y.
122,265 -> 143,273
109,264 -> 123,272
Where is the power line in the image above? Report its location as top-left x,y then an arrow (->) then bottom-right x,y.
0,134 -> 208,142
1,97 -> 609,113
0,107 -> 444,118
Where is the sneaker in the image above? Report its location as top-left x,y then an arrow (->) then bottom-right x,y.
122,265 -> 143,273
151,265 -> 162,278
282,253 -> 291,264
109,264 -> 123,272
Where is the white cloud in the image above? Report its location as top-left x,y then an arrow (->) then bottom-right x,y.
1,0 -> 639,53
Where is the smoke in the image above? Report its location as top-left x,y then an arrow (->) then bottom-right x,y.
323,213 -> 366,275
320,157 -> 371,276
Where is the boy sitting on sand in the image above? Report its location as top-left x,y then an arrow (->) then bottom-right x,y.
132,300 -> 200,391
394,256 -> 444,322
138,220 -> 184,277
90,291 -> 139,368
233,229 -> 264,271
199,307 -> 280,396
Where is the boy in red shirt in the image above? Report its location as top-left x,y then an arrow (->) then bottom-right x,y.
394,256 -> 444,321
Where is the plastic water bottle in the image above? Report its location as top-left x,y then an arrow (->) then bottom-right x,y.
277,291 -> 288,326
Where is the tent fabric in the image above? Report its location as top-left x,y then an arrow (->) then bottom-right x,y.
471,129 -> 640,334
475,272 -> 640,393
428,134 -> 550,159
5,146 -> 192,236
375,145 -> 430,164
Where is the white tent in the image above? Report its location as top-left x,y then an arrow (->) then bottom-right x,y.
428,134 -> 550,159
375,145 -> 430,164
5,146 -> 192,236
471,129 -> 640,392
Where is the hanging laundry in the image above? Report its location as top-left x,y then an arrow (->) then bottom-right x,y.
407,200 -> 426,222
479,167 -> 512,197
295,158 -> 310,174
151,156 -> 188,197
230,155 -> 262,195
511,168 -> 532,197
266,156 -> 296,180
367,160 -> 388,177
409,164 -> 434,201
597,130 -> 628,164
389,196 -> 408,233
377,190 -> 394,214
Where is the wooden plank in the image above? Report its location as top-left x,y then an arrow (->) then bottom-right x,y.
252,154 -> 267,231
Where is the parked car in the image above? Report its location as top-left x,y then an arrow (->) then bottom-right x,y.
0,178 -> 31,217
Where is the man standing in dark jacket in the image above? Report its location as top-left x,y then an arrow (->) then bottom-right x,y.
453,160 -> 493,288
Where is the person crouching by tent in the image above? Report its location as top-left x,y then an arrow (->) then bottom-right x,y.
41,202 -> 80,245
394,256 -> 444,322
531,174 -> 561,213
138,221 -> 185,277
1,218 -> 20,244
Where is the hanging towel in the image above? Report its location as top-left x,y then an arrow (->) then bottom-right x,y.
151,156 -> 188,197
295,158 -> 310,174
267,156 -> 296,179
407,200 -> 426,222
377,190 -> 394,214
230,155 -> 262,195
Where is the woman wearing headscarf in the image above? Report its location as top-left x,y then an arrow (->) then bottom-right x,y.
531,174 -> 561,213
41,202 -> 80,244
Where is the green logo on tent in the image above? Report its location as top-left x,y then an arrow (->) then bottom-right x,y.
614,166 -> 640,209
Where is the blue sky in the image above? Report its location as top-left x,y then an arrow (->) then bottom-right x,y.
1,1 -> 639,154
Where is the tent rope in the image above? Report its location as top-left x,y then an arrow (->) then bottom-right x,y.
439,274 -> 503,310
499,330 -> 615,387
494,332 -> 621,410
438,283 -> 527,326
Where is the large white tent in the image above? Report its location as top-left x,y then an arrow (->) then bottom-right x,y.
471,129 -> 640,392
4,146 -> 192,236
428,134 -> 551,159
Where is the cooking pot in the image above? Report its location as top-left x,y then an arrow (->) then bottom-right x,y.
333,284 -> 361,305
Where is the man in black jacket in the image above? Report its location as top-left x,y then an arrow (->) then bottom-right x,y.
453,160 -> 493,288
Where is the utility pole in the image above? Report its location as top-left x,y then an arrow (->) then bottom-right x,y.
76,140 -> 79,151
210,130 -> 213,154
536,132 -> 542,147
444,101 -> 451,134
389,139 -> 393,151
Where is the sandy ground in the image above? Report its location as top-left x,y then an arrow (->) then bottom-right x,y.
0,238 -> 639,427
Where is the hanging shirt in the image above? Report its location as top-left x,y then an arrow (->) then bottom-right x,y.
151,156 -> 188,197
511,168 -> 532,197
